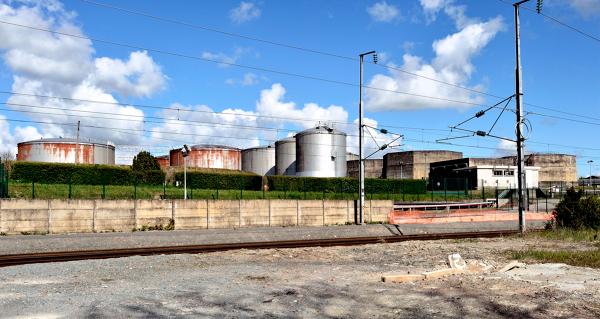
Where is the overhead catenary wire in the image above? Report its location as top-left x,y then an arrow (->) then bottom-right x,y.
0,19 -> 490,109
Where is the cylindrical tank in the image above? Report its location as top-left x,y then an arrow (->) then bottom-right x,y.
275,137 -> 296,176
155,155 -> 169,169
295,125 -> 347,177
242,146 -> 275,175
169,144 -> 241,170
16,138 -> 115,165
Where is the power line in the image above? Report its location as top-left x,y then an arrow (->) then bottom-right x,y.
0,19 -> 488,108
77,0 -> 504,100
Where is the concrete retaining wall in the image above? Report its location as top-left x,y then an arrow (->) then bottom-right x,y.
0,199 -> 394,235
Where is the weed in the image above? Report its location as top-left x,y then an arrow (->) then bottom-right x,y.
510,248 -> 600,268
0,232 -> 6,236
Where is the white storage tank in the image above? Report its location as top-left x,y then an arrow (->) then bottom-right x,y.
295,125 -> 347,177
242,146 -> 275,175
275,137 -> 296,176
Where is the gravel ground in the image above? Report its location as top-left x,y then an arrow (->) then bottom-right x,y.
1,236 -> 599,318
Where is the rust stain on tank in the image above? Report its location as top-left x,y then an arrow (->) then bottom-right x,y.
16,143 -> 32,161
169,146 -> 241,170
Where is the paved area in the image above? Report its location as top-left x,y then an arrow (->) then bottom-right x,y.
0,221 -> 547,255
0,236 -> 598,318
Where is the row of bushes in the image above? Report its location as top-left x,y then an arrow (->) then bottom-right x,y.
173,171 -> 263,190
267,175 -> 426,194
11,162 -> 165,185
10,162 -> 427,194
554,188 -> 600,229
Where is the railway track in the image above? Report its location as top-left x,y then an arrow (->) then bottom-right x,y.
0,229 -> 522,267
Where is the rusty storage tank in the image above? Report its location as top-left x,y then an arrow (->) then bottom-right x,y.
155,155 -> 170,169
275,137 -> 296,176
295,125 -> 347,177
242,146 -> 275,175
169,144 -> 241,170
16,138 -> 115,165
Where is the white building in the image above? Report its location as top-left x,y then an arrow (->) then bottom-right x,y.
456,165 -> 540,189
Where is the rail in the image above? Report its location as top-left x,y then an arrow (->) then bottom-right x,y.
0,230 -> 523,268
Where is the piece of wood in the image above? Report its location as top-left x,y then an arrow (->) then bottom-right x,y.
496,260 -> 525,273
422,268 -> 464,280
381,274 -> 425,283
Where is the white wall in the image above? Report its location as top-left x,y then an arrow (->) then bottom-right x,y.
477,165 -> 539,189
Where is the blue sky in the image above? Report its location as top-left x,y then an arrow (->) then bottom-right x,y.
0,0 -> 598,176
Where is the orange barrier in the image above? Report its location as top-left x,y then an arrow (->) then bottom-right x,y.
387,209 -> 553,225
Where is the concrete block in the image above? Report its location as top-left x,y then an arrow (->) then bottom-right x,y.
240,200 -> 269,227
173,199 -> 207,230
136,200 -> 172,228
94,200 -> 135,232
298,200 -> 323,226
323,200 -> 348,225
1,199 -> 48,210
269,200 -> 297,227
49,200 -> 94,234
422,268 -> 464,280
208,200 -> 240,229
369,200 -> 394,223
0,199 -> 49,234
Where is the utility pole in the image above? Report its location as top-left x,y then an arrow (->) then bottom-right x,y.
514,0 -> 543,232
358,50 -> 377,225
588,160 -> 594,188
514,0 -> 530,233
76,120 -> 80,165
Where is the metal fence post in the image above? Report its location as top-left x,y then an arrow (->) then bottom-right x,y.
32,181 -> 35,199
134,183 -> 137,199
68,178 -> 72,199
481,180 -> 485,201
163,182 -> 166,199
102,184 -> 106,200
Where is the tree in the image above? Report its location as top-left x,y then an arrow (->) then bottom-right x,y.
1,151 -> 15,172
132,151 -> 160,172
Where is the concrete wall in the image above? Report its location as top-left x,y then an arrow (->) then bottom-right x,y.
0,199 -> 393,234
384,151 -> 463,180
347,159 -> 383,178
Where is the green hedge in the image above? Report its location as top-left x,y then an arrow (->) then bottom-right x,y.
10,162 -> 165,185
174,171 -> 263,190
266,175 -> 426,194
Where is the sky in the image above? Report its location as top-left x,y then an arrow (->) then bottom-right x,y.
0,0 -> 598,176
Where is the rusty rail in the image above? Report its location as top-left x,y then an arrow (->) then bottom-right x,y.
0,230 -> 522,267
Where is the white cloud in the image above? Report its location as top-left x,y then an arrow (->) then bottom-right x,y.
365,3 -> 504,111
0,0 -> 166,153
229,2 -> 261,24
345,117 -> 400,158
92,51 -> 166,98
225,72 -> 260,86
495,139 -> 517,156
255,83 -> 348,130
569,0 -> 600,18
201,47 -> 250,68
367,1 -> 400,22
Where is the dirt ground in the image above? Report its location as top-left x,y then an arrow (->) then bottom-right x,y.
1,236 -> 599,318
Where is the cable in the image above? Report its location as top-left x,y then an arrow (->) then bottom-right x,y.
0,19 -> 488,108
77,0 -> 504,100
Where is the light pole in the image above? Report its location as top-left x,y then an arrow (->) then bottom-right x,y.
182,144 -> 190,200
400,161 -> 403,179
358,50 -> 377,225
588,160 -> 594,188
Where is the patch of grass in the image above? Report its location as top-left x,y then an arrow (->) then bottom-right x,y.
133,219 -> 175,232
0,232 -> 6,236
510,249 -> 600,268
525,228 -> 600,242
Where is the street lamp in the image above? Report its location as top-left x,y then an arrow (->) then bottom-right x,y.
588,160 -> 594,188
358,50 -> 377,225
182,144 -> 190,200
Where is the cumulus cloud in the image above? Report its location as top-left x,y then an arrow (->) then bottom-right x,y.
367,1 -> 400,22
229,2 -> 261,24
365,2 -> 504,111
201,47 -> 251,68
0,0 -> 166,159
92,51 -> 166,98
225,73 -> 261,86
344,117 -> 400,158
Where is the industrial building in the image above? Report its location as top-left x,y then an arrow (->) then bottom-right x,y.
275,137 -> 296,176
16,138 -> 115,165
429,157 -> 540,190
525,153 -> 577,187
242,146 -> 276,176
169,144 -> 241,170
347,159 -> 383,178
383,150 -> 463,180
295,125 -> 347,177
155,155 -> 169,169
